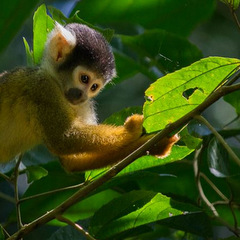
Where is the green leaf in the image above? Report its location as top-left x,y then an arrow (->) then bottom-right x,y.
63,189 -> 121,223
33,4 -> 55,64
118,30 -> 202,74
0,0 -> 39,53
23,37 -> 34,66
25,166 -> 48,183
85,145 -> 193,180
143,57 -> 240,133
119,145 -> 193,175
103,106 -> 143,125
90,190 -> 202,239
112,50 -> 156,85
180,127 -> 202,149
72,0 -> 215,36
224,90 -> 240,115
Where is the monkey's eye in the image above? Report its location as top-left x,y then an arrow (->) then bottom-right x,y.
91,83 -> 98,91
81,75 -> 89,84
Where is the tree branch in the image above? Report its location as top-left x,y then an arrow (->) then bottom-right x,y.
8,82 -> 240,240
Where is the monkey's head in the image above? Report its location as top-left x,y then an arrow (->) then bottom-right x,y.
42,22 -> 116,105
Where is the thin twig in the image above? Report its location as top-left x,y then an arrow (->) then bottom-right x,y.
0,192 -> 15,203
19,182 -> 86,203
7,82 -> 240,240
231,8 -> 240,32
2,227 -> 11,238
0,171 -> 11,182
193,147 -> 219,217
225,67 -> 240,86
12,154 -> 23,229
229,200 -> 239,230
194,115 -> 240,167
56,215 -> 97,240
200,173 -> 228,201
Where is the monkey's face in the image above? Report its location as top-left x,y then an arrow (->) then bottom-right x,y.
64,66 -> 104,105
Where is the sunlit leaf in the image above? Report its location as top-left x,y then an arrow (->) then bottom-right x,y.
33,4 -> 54,64
119,145 -> 193,175
85,145 -> 193,181
90,190 -> 203,239
23,37 -> 34,66
143,57 -> 240,133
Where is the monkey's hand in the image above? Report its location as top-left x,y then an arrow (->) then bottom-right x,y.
123,114 -> 145,139
124,114 -> 179,158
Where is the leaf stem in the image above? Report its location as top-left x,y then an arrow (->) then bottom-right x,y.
200,173 -> 228,201
193,147 -> 219,217
194,115 -> 240,167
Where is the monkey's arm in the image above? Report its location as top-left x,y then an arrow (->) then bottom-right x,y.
40,110 -> 179,171
59,134 -> 179,172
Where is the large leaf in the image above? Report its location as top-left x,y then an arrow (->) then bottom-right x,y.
33,4 -> 55,64
85,145 -> 193,181
90,190 -> 208,239
143,57 -> 240,133
0,0 -> 39,53
118,30 -> 202,74
72,0 -> 215,36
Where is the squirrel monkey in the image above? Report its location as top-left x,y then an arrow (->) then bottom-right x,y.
0,23 -> 179,172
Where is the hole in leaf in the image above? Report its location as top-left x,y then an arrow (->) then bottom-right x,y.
182,87 -> 198,100
145,95 -> 154,102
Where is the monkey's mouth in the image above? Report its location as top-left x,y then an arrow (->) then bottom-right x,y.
65,88 -> 86,105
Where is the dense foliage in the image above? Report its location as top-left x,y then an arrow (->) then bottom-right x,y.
1,0 -> 240,239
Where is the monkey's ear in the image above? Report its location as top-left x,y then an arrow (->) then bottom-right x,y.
46,22 -> 76,63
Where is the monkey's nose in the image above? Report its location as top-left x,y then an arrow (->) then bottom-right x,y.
65,88 -> 84,104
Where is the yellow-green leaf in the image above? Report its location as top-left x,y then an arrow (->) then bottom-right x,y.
143,57 -> 240,133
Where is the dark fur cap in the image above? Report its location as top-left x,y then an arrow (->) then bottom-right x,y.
59,23 -> 116,83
